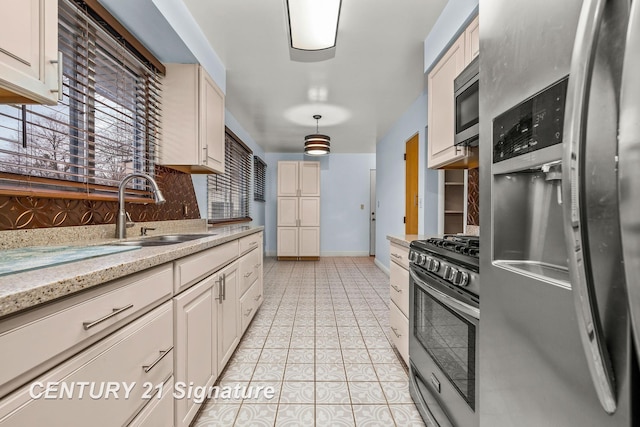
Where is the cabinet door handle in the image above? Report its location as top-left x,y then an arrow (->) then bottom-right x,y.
391,253 -> 402,260
82,304 -> 134,330
244,271 -> 253,278
254,263 -> 261,269
50,51 -> 63,101
222,273 -> 227,300
215,276 -> 223,303
143,346 -> 173,373
254,294 -> 262,302
391,327 -> 402,338
244,308 -> 253,317
391,284 -> 402,293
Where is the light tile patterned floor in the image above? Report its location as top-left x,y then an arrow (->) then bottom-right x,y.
192,257 -> 428,427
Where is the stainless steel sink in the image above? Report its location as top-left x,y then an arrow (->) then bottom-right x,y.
113,233 -> 215,247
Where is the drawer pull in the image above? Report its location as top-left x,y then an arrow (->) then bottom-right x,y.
391,284 -> 402,293
391,327 -> 402,338
143,346 -> 173,373
391,253 -> 402,260
254,263 -> 261,269
244,271 -> 253,278
254,294 -> 262,302
249,241 -> 259,248
82,304 -> 134,330
244,308 -> 253,317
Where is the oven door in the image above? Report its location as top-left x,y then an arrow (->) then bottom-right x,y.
409,265 -> 479,427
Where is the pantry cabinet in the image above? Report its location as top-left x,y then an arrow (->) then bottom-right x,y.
277,161 -> 320,259
0,0 -> 61,105
427,15 -> 479,169
161,63 -> 225,174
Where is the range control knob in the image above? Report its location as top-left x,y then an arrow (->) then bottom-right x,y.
426,257 -> 440,273
417,254 -> 428,266
452,271 -> 469,287
409,251 -> 417,263
445,266 -> 459,283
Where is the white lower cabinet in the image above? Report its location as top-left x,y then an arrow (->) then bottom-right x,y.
389,243 -> 410,366
174,276 -> 218,427
389,302 -> 409,365
129,377 -> 174,427
0,302 -> 173,426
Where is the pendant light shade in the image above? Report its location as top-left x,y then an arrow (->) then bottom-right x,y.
304,115 -> 330,156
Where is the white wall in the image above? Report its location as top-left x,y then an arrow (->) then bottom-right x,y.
265,153 -> 376,256
375,93 -> 439,272
192,110 -> 267,227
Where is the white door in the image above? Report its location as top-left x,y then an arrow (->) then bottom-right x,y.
299,197 -> 320,227
277,161 -> 299,196
299,162 -> 320,196
217,261 -> 240,371
277,197 -> 299,226
277,227 -> 299,257
298,227 -> 320,257
370,169 -> 376,256
174,277 -> 217,427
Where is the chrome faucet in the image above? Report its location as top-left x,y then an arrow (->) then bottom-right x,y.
116,173 -> 166,239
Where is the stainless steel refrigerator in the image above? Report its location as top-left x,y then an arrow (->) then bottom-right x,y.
479,0 -> 639,425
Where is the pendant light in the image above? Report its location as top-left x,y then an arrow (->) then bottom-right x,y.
304,115 -> 331,156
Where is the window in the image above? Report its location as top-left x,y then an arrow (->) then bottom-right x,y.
254,156 -> 266,202
0,0 -> 161,201
207,129 -> 253,223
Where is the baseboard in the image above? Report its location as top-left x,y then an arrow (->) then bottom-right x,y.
374,258 -> 390,276
266,251 -> 371,257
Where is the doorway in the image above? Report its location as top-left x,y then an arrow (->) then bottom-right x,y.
405,134 -> 419,234
370,169 -> 376,256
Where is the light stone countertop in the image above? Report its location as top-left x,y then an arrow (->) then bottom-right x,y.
0,221 -> 263,318
387,234 -> 433,248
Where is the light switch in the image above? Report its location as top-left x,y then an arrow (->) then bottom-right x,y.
360,204 -> 364,210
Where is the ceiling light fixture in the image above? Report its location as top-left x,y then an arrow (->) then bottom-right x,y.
285,0 -> 342,62
304,115 -> 330,156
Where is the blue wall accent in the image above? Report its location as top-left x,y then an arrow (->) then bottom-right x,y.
264,153 -> 376,256
423,0 -> 479,74
375,93 -> 439,271
151,0 -> 226,91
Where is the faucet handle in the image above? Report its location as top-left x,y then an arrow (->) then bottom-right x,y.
140,226 -> 156,236
125,212 -> 135,229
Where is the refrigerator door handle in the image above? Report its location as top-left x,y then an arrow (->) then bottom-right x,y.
562,0 -> 617,414
618,0 -> 640,368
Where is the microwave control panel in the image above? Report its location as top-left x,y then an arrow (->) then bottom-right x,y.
493,77 -> 568,163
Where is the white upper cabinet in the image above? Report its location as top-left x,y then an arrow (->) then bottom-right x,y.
160,63 -> 225,174
427,15 -> 480,169
0,0 -> 61,105
277,161 -> 320,196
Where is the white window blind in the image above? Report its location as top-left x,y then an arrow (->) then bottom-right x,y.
207,130 -> 252,223
0,0 -> 161,200
254,155 -> 266,202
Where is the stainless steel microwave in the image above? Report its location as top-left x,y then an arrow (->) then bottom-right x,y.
454,56 -> 479,146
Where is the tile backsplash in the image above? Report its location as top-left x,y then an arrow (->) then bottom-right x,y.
467,167 -> 479,227
0,166 -> 200,231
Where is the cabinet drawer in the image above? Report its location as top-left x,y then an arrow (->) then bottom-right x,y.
0,302 -> 174,426
238,231 -> 262,256
389,302 -> 409,366
129,377 -> 174,427
390,243 -> 409,270
0,264 -> 172,398
239,247 -> 260,296
239,281 -> 260,333
390,261 -> 409,317
174,240 -> 238,293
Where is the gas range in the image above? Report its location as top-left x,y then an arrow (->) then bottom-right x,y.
409,235 -> 480,297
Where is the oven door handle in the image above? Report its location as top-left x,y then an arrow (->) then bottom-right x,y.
410,269 -> 479,320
